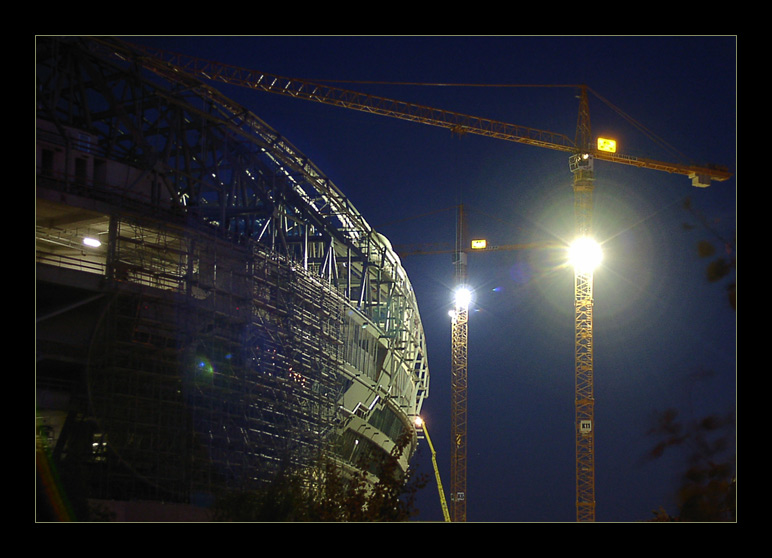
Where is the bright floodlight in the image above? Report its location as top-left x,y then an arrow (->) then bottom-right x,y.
454,286 -> 472,308
597,137 -> 617,153
82,237 -> 101,248
568,237 -> 603,272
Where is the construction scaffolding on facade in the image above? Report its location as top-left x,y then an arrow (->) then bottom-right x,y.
36,36 -> 429,519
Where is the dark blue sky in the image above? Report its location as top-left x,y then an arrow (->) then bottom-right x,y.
125,35 -> 736,522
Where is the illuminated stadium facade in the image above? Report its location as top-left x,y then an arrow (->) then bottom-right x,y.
35,37 -> 429,520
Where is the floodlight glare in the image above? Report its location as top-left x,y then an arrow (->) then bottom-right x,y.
568,237 -> 603,272
454,286 -> 472,308
83,237 -> 101,248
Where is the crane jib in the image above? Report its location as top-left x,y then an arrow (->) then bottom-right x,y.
113,38 -> 732,186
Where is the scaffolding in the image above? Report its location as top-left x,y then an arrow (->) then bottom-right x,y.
36,36 -> 429,514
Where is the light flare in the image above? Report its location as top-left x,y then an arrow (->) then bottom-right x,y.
568,237 -> 603,273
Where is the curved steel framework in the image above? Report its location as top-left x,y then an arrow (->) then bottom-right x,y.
35,37 -> 429,514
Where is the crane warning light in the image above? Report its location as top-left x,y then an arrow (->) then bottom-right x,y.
471,239 -> 487,250
597,138 -> 617,153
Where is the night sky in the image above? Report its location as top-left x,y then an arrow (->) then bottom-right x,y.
123,35 -> 737,522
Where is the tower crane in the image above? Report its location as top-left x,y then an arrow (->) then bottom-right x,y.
394,205 -> 472,522
107,38 -> 734,522
396,204 -> 547,522
393,204 -> 473,522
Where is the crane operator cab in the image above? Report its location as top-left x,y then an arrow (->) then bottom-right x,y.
569,153 -> 594,173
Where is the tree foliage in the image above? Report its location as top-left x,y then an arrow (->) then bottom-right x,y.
682,197 -> 735,310
210,431 -> 428,522
646,407 -> 735,521
646,200 -> 736,522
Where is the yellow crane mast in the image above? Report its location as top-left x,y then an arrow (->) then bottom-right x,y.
571,87 -> 597,522
109,39 -> 733,522
450,204 -> 469,522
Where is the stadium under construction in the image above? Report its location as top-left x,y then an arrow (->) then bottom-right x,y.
35,37 -> 430,521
